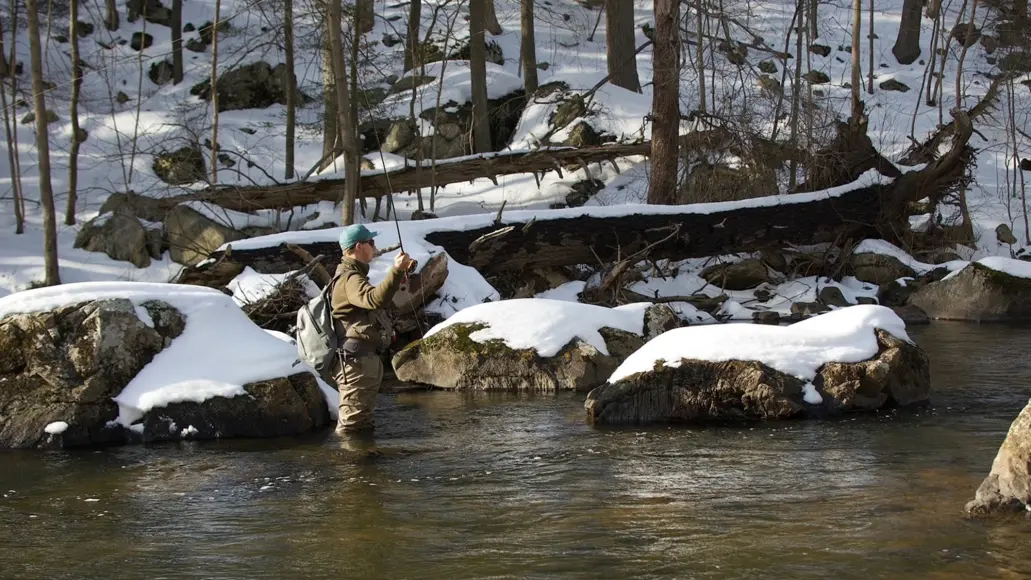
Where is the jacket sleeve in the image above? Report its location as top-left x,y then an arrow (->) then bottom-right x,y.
335,266 -> 405,310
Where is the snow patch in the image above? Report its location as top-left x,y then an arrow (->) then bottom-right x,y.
44,421 -> 69,435
134,304 -> 155,328
227,267 -> 319,307
607,304 -> 909,384
423,298 -> 650,357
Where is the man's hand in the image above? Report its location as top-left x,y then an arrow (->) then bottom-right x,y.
394,251 -> 416,272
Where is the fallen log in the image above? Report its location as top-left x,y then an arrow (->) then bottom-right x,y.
154,143 -> 650,213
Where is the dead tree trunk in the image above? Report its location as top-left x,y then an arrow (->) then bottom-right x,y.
26,0 -> 60,285
893,0 -> 923,64
520,0 -> 538,94
605,0 -> 641,93
648,0 -> 680,204
66,0 -> 84,225
470,0 -> 492,154
321,21 -> 340,167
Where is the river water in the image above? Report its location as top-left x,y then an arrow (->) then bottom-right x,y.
1,323 -> 1030,579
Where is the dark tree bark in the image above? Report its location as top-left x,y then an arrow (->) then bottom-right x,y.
328,0 -> 360,223
850,0 -> 862,117
172,0 -> 183,83
648,0 -> 680,204
211,0 -> 222,184
470,0 -> 492,154
521,0 -> 538,94
606,0 -> 641,93
284,0 -> 296,179
485,0 -> 503,35
26,0 -> 60,285
66,0 -> 84,224
321,25 -> 340,165
893,0 -> 923,65
105,0 -> 119,30
404,0 -> 422,71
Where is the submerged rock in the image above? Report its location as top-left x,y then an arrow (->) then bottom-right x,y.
908,259 -> 1031,321
585,307 -> 930,426
966,398 -> 1031,516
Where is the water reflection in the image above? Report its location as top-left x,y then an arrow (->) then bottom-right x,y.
1,323 -> 1031,579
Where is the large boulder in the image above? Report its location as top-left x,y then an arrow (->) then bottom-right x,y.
851,252 -> 918,285
74,212 -> 164,268
0,291 -> 333,449
127,0 -> 173,27
190,61 -> 307,112
585,307 -> 930,425
966,398 -> 1031,516
153,146 -> 206,185
908,259 -> 1031,321
700,258 -> 772,290
392,323 -> 644,391
392,302 -> 676,391
163,204 -> 274,266
0,299 -> 182,448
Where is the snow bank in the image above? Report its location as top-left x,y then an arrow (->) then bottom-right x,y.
0,282 -> 338,425
422,298 -> 650,357
607,304 -> 910,384
852,239 -> 969,275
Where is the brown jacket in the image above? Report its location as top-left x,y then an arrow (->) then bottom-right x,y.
331,257 -> 405,349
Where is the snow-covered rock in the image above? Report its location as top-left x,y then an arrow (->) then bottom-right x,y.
909,258 -> 1031,321
391,299 -> 678,391
966,397 -> 1031,516
0,283 -> 336,448
584,305 -> 930,425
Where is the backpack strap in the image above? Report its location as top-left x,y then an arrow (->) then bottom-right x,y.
323,272 -> 344,299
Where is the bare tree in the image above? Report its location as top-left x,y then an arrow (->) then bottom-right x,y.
285,0 -> 296,179
605,0 -> 641,93
105,0 -> 119,30
789,0 -> 804,189
357,0 -> 375,33
850,0 -> 862,117
485,0 -> 502,35
470,0 -> 492,153
0,13 -> 24,234
892,0 -> 923,64
648,0 -> 679,205
26,0 -> 60,284
521,0 -> 538,94
867,0 -> 874,94
321,25 -> 340,166
955,0 -> 979,111
404,0 -> 422,71
210,0 -> 220,183
66,0 -> 84,224
695,0 -> 705,112
172,0 -> 183,83
328,0 -> 360,223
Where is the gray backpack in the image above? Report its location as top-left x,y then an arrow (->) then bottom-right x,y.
295,273 -> 343,382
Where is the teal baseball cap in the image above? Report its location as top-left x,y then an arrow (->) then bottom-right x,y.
338,224 -> 378,250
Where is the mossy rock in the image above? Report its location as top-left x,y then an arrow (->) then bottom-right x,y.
392,322 -> 644,391
152,146 -> 206,185
908,261 -> 1031,321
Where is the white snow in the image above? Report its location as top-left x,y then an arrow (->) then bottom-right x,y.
534,281 -> 586,302
44,421 -> 69,435
422,298 -> 651,357
801,383 -> 824,405
226,267 -> 319,307
0,282 -> 338,426
974,256 -> 1031,280
607,304 -> 910,384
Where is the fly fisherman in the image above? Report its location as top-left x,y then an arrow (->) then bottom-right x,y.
331,224 -> 415,433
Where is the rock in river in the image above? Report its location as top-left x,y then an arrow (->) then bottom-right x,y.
585,305 -> 930,425
0,283 -> 335,449
966,397 -> 1031,516
392,299 -> 680,391
908,257 -> 1031,322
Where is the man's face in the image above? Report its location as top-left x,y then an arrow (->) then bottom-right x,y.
353,238 -> 376,264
